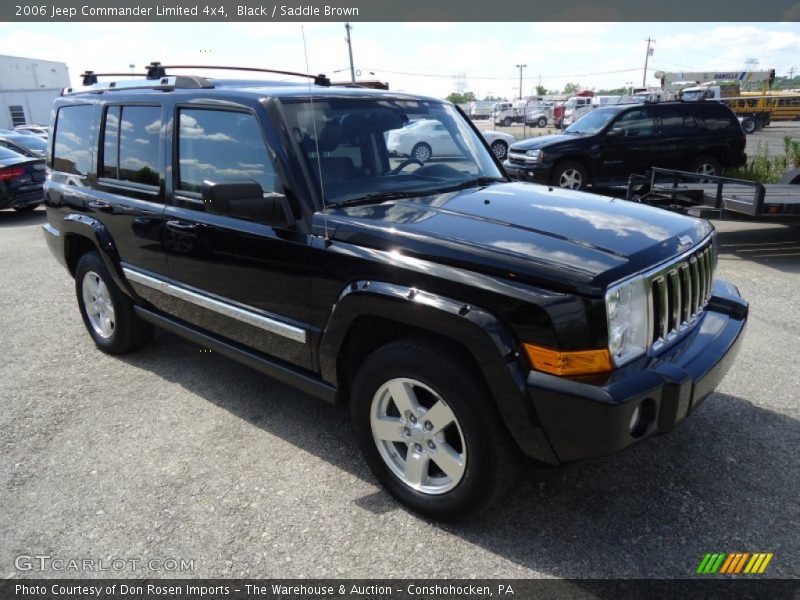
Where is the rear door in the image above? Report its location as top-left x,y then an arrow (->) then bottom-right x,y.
162,104 -> 313,369
50,103 -> 169,281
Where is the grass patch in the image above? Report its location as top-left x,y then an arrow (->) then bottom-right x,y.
728,135 -> 800,183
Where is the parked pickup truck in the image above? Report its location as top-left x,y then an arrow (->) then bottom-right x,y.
43,64 -> 748,521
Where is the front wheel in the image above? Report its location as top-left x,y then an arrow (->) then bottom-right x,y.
502,117 -> 512,127
350,338 -> 520,521
490,140 -> 508,160
550,160 -> 588,190
741,117 -> 756,134
537,116 -> 547,128
75,251 -> 154,354
411,142 -> 432,163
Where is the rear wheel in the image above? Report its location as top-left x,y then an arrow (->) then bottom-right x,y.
550,160 -> 588,190
75,251 -> 153,354
350,338 -> 520,521
741,117 -> 756,134
690,155 -> 722,177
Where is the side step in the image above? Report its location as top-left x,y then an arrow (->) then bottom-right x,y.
134,306 -> 338,404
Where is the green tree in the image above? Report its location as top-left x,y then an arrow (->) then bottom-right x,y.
483,95 -> 502,101
562,82 -> 581,94
535,85 -> 547,96
446,92 -> 465,103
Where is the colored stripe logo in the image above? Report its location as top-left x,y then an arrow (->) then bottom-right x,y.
697,552 -> 773,574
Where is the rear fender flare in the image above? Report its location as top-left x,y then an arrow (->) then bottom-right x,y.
60,213 -> 133,297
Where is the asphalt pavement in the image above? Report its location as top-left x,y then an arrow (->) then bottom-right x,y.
1,209 -> 798,579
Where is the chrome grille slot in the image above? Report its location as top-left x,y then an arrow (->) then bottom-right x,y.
647,238 -> 716,349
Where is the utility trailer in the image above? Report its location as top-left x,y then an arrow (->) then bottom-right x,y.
627,167 -> 800,221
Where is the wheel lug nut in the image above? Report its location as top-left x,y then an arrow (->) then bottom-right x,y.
403,428 -> 410,436
409,414 -> 417,424
424,421 -> 433,431
414,443 -> 423,453
427,440 -> 436,450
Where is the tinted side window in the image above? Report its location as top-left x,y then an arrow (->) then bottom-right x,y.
118,106 -> 161,186
101,106 -> 120,179
177,109 -> 281,195
53,105 -> 95,175
658,106 -> 684,135
702,105 -> 737,131
614,108 -> 655,137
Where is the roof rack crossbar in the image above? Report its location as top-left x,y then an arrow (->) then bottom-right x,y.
81,71 -> 147,85
144,62 -> 330,86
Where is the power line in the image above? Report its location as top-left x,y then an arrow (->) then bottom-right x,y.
362,66 -> 642,81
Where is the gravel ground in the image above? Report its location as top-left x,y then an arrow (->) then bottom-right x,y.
1,209 -> 798,579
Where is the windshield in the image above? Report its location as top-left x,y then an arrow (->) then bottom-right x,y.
281,99 -> 503,205
680,90 -> 706,101
564,107 -> 620,134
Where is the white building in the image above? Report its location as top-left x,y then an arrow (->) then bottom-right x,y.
0,54 -> 70,130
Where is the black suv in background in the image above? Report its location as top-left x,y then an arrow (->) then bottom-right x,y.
43,67 -> 748,520
504,101 -> 747,190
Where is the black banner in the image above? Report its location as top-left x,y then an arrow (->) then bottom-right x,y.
3,0 -> 800,22
2,579 -> 799,600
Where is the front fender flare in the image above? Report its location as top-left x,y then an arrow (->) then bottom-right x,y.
319,280 -> 559,464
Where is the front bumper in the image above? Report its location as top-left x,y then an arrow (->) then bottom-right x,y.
527,279 -> 747,462
503,159 -> 551,183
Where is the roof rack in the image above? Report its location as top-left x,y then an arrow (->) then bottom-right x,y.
62,62 -> 332,96
63,74 -> 213,95
144,61 -> 331,86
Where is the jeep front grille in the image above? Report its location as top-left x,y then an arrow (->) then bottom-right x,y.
647,240 -> 716,348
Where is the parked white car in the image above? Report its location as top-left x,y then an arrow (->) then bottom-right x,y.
386,119 -> 463,162
479,130 -> 515,160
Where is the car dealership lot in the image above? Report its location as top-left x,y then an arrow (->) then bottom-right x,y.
1,210 -> 798,579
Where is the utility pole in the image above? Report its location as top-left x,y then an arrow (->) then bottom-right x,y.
642,38 -> 655,87
788,66 -> 796,79
515,64 -> 527,100
345,22 -> 355,84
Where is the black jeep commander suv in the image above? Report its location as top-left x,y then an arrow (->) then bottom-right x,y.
504,101 -> 747,190
43,65 -> 748,520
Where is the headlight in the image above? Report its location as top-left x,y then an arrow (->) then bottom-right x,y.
605,276 -> 648,366
525,149 -> 543,162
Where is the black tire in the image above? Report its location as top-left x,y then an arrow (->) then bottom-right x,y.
741,117 -> 756,134
490,140 -> 508,160
13,203 -> 39,213
550,159 -> 588,190
75,251 -> 153,354
537,116 -> 547,128
411,142 -> 432,163
502,117 -> 512,127
350,337 -> 521,521
690,155 -> 722,177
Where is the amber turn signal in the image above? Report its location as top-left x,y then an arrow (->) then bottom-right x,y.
523,344 -> 613,376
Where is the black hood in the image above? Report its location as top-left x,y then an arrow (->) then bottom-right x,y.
318,182 -> 712,295
510,133 -> 579,152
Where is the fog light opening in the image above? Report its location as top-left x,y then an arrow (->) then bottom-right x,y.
629,398 -> 656,438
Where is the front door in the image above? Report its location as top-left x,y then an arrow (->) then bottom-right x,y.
162,106 -> 313,369
596,106 -> 659,183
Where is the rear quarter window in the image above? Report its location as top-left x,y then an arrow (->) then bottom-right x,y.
699,104 -> 739,131
53,105 -> 95,175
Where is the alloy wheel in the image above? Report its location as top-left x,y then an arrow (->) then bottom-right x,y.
370,377 -> 466,495
558,168 -> 583,189
82,271 -> 115,339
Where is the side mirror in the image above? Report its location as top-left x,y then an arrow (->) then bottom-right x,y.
606,127 -> 624,138
201,179 -> 295,228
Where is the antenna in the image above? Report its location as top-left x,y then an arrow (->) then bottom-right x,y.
301,26 -> 329,239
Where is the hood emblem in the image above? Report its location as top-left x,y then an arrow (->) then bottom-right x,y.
678,235 -> 693,249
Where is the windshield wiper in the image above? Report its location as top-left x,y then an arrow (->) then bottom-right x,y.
436,176 -> 505,192
332,190 -> 427,208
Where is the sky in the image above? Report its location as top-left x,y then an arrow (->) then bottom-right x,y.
0,22 -> 798,99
